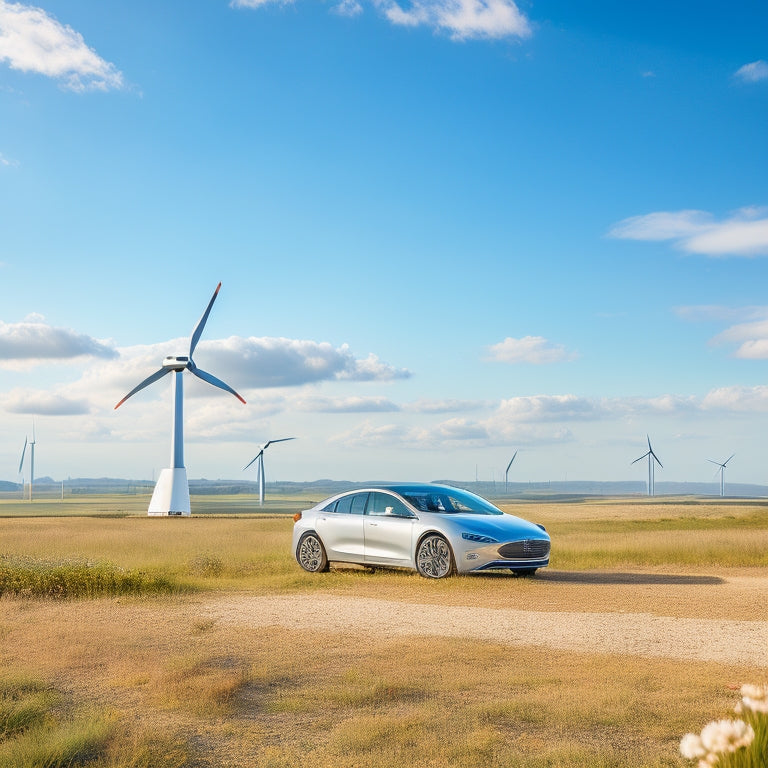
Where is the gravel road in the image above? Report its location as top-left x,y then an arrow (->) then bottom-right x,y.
205,591 -> 768,667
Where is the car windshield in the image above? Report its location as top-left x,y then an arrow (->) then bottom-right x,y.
398,487 -> 503,516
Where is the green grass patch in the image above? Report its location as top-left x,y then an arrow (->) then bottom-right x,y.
0,555 -> 186,599
0,674 -> 192,768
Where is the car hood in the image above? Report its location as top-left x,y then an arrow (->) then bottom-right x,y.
443,513 -> 549,540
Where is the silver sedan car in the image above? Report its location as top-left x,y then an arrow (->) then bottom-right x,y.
292,483 -> 550,579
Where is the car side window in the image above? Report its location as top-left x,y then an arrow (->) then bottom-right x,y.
366,492 -> 413,517
350,493 -> 368,515
335,495 -> 353,514
320,499 -> 337,513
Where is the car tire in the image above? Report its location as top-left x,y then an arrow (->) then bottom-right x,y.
511,568 -> 538,577
297,533 -> 329,573
415,534 -> 455,579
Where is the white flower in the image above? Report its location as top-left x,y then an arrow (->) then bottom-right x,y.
680,733 -> 706,759
740,684 -> 767,700
699,719 -> 755,754
738,683 -> 768,714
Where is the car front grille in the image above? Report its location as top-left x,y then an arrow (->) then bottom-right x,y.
497,540 -> 550,560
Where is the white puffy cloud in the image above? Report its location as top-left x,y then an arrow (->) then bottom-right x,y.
333,0 -> 364,16
0,319 -> 117,369
2,388 -> 90,415
405,398 -> 491,413
197,336 -> 410,387
701,385 -> 768,412
711,318 -> 768,359
375,0 -> 531,40
735,60 -> 768,83
608,207 -> 768,257
0,1 -> 123,91
232,0 -> 531,41
487,336 -> 576,364
294,395 -> 400,413
497,394 -> 599,422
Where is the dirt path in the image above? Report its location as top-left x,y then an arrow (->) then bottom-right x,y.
204,591 -> 768,667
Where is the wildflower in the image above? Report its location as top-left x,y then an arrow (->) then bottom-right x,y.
736,683 -> 768,715
699,718 -> 754,754
680,733 -> 707,760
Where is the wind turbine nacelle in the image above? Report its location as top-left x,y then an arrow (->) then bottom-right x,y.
163,356 -> 189,371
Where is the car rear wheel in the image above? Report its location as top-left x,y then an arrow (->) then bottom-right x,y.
297,533 -> 329,573
416,534 -> 454,579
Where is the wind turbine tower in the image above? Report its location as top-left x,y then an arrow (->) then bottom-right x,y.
708,454 -> 734,498
631,435 -> 662,496
115,283 -> 246,516
505,451 -> 517,493
244,438 -> 295,506
18,425 -> 36,501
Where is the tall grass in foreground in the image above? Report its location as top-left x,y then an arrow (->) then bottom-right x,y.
0,555 -> 185,599
0,674 -> 190,768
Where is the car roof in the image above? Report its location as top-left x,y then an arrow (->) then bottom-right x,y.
349,483 -> 461,494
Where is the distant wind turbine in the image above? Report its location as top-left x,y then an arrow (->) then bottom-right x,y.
707,454 -> 734,498
631,435 -> 662,496
115,282 -> 246,516
18,424 -> 36,501
244,438 -> 295,506
505,451 -> 517,493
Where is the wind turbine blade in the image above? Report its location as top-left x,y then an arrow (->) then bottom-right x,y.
189,282 -> 221,357
631,451 -> 650,465
18,438 -> 27,474
114,367 -> 171,409
723,454 -> 735,466
706,459 -> 721,467
188,364 -> 246,403
263,438 -> 295,450
243,450 -> 264,472
506,451 -> 517,474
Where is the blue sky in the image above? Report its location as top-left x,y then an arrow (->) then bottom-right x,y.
1,0 -> 767,487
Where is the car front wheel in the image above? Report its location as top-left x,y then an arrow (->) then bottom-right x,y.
297,533 -> 329,573
511,568 -> 538,577
415,534 -> 454,579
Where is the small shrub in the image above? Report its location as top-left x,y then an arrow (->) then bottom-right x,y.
0,555 -> 183,599
188,553 -> 224,578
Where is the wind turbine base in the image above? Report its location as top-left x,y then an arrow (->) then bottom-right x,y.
148,468 -> 191,516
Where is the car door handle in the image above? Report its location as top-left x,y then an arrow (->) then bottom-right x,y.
367,522 -> 377,527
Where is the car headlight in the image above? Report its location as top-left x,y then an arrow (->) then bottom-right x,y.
461,532 -> 498,544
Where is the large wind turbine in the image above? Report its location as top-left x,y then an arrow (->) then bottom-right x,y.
708,454 -> 734,498
505,451 -> 518,493
244,438 -> 295,506
115,282 -> 245,516
18,425 -> 35,501
632,435 -> 662,496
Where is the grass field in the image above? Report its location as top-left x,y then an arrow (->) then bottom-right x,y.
0,495 -> 766,767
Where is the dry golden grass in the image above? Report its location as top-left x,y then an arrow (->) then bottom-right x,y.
1,597 -> 763,768
0,496 -> 766,767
